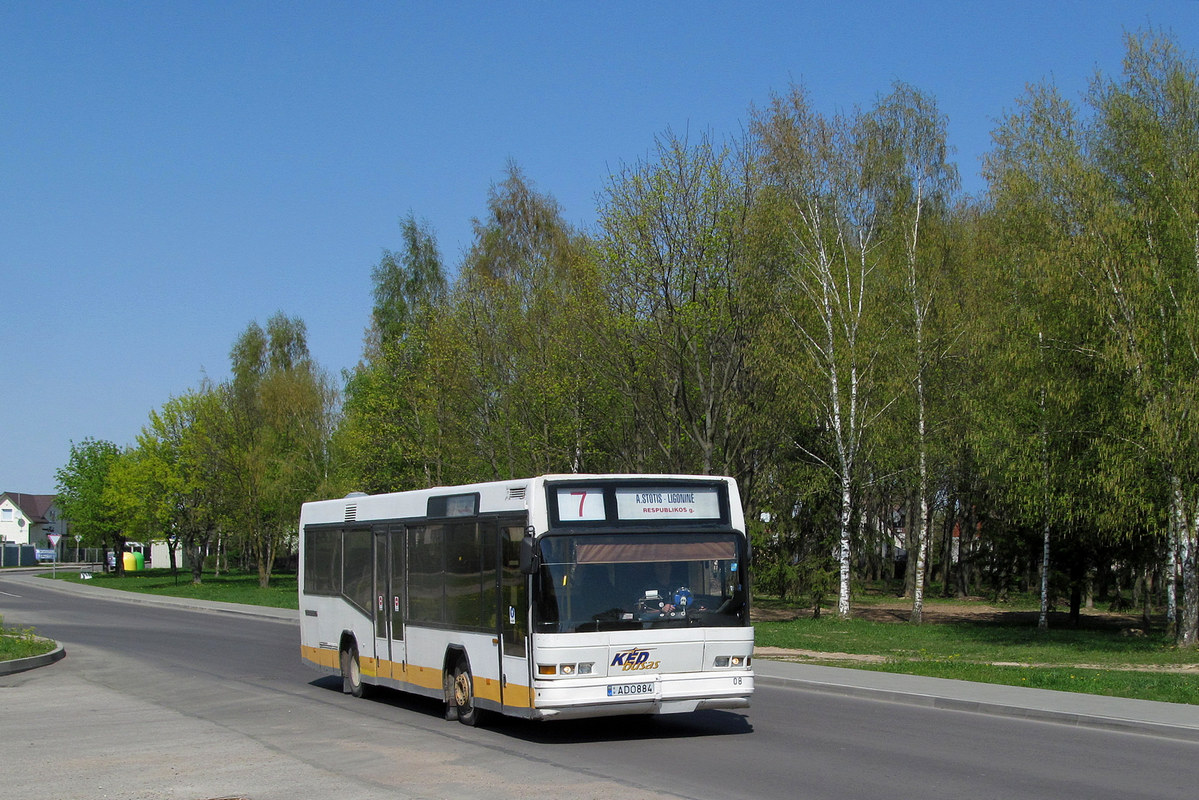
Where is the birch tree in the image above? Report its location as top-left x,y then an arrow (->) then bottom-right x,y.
224,314 -> 336,587
753,88 -> 892,618
981,30 -> 1199,640
1087,31 -> 1199,646
341,213 -> 449,491
983,81 -> 1111,629
865,82 -> 959,623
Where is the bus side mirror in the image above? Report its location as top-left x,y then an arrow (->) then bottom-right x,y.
519,534 -> 540,575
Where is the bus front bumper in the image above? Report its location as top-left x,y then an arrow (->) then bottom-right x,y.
530,671 -> 753,721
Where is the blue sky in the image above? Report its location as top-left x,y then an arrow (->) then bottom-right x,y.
2,2 -> 1196,493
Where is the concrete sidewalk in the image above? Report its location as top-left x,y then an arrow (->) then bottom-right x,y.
8,571 -> 1199,742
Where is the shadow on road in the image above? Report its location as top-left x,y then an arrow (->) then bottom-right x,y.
310,675 -> 754,741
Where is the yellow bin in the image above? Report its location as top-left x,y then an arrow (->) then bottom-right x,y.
122,552 -> 138,572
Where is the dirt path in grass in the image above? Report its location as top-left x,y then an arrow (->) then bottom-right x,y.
752,598 -> 1151,628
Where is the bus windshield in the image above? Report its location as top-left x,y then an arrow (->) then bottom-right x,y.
533,532 -> 748,632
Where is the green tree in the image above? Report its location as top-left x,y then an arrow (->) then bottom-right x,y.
102,446 -> 159,563
55,438 -> 123,573
454,162 -> 603,478
138,385 -> 229,583
369,212 -> 448,352
1086,31 -> 1199,646
223,313 -> 336,587
980,79 -> 1113,628
752,86 -> 897,618
341,213 -> 450,491
979,30 -> 1199,640
597,129 -> 758,480
864,81 -> 960,622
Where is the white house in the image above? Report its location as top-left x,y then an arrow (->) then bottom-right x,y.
0,492 -> 63,548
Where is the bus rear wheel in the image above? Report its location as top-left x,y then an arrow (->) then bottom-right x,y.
451,660 -> 478,726
342,643 -> 365,698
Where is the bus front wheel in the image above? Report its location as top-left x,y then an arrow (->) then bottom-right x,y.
451,660 -> 478,726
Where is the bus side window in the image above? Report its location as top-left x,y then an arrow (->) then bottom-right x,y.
303,528 -> 341,596
342,529 -> 373,615
408,525 -> 445,624
445,522 -> 483,629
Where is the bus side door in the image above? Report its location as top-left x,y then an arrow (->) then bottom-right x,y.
372,525 -> 405,679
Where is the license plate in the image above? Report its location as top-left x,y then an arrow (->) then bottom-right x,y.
608,682 -> 654,697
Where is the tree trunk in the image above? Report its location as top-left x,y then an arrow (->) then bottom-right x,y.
256,527 -> 276,589
911,493 -> 930,624
1178,508 -> 1198,647
1069,582 -> 1082,627
1038,517 -> 1051,631
114,535 -> 128,577
908,216 -> 930,625
186,538 -> 205,585
837,473 -> 852,619
1140,565 -> 1153,632
1068,556 -> 1084,627
1037,356 -> 1050,632
1167,476 -> 1182,637
941,506 -> 956,598
902,503 -> 918,599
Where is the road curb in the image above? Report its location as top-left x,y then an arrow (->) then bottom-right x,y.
0,641 -> 65,676
755,668 -> 1199,743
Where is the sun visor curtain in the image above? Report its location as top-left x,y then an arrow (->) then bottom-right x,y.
575,539 -> 735,565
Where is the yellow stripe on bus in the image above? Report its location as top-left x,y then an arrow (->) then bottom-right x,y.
300,646 -> 533,709
301,645 -> 339,670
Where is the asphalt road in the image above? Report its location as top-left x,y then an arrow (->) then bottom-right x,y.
2,574 -> 1197,800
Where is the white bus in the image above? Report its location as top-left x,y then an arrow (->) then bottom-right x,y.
298,474 -> 753,724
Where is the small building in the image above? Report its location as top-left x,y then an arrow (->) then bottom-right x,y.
0,492 -> 64,548
120,540 -> 183,570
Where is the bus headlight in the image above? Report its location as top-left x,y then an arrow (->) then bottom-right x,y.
540,662 -> 594,677
714,655 -> 750,668
556,663 -> 594,677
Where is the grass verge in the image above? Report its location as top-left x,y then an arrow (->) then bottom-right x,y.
0,615 -> 56,661
755,615 -> 1199,705
47,568 -> 298,609
849,661 -> 1199,705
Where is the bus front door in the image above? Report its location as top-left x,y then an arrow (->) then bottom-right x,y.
499,521 -> 532,713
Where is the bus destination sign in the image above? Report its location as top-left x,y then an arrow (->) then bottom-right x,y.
615,486 -> 720,520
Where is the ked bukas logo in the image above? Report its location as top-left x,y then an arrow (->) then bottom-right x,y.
611,647 -> 660,671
